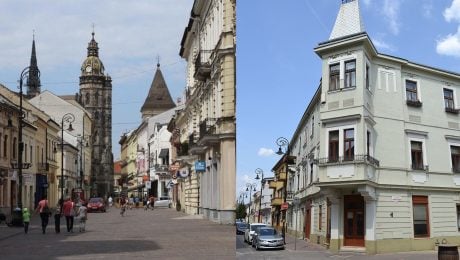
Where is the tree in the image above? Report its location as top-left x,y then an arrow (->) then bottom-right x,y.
235,203 -> 247,220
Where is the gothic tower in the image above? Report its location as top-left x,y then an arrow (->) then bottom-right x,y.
140,62 -> 176,121
26,35 -> 41,98
78,31 -> 113,197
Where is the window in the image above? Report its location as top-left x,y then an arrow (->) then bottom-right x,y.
444,89 -> 455,109
365,64 -> 370,90
328,130 -> 339,162
457,205 -> 460,231
406,80 -> 421,107
344,129 -> 355,161
344,60 -> 356,88
0,133 -> 2,157
452,146 -> 460,173
412,196 -> 429,237
310,163 -> 313,184
319,204 -> 323,231
411,141 -> 424,170
311,116 -> 315,138
12,137 -> 16,159
329,63 -> 340,91
30,145 -> 33,164
366,131 -> 371,156
3,135 -> 8,159
24,145 -> 27,162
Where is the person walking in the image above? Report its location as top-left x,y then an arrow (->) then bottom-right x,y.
22,208 -> 31,234
108,196 -> 113,207
35,196 -> 51,234
76,203 -> 88,232
54,208 -> 61,233
62,197 -> 75,233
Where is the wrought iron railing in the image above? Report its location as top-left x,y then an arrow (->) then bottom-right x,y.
315,154 -> 380,167
194,50 -> 212,80
411,164 -> 429,171
199,118 -> 217,139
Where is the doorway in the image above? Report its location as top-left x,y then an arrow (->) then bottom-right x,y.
305,207 -> 311,239
343,195 -> 365,247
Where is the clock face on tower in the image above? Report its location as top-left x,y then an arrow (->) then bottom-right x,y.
85,65 -> 92,73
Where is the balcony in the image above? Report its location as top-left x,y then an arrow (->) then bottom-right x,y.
269,181 -> 277,189
177,142 -> 189,157
411,164 -> 429,171
316,154 -> 380,167
37,162 -> 49,171
277,171 -> 287,181
199,118 -> 217,140
194,50 -> 212,81
406,99 -> 422,107
271,197 -> 283,206
446,107 -> 460,114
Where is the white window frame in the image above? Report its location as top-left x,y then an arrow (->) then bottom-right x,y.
407,135 -> 427,170
377,67 -> 396,92
404,77 -> 422,103
327,53 -> 357,90
325,124 -> 357,159
443,87 -> 458,110
447,137 -> 460,171
365,59 -> 371,91
365,124 -> 374,157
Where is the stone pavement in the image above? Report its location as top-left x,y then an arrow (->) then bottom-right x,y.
0,206 -> 234,260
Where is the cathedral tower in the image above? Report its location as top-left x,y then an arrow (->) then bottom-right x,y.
26,35 -> 41,98
79,31 -> 113,197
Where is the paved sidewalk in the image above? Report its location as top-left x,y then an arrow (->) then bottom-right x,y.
0,213 -> 44,240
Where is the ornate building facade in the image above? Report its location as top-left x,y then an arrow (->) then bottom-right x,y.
78,32 -> 113,197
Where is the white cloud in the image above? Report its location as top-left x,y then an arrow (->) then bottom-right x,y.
382,0 -> 401,35
422,2 -> 433,18
372,38 -> 395,52
436,26 -> 460,58
362,0 -> 372,7
444,0 -> 460,22
258,148 -> 275,157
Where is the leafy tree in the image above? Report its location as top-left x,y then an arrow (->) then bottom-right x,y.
235,203 -> 247,220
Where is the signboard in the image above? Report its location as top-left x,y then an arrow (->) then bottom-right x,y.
145,181 -> 151,189
195,161 -> 206,172
281,202 -> 289,210
179,168 -> 189,178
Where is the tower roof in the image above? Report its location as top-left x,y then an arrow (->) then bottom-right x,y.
26,35 -> 41,98
329,0 -> 365,40
81,32 -> 105,76
140,63 -> 176,118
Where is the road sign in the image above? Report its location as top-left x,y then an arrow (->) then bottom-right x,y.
281,202 -> 289,210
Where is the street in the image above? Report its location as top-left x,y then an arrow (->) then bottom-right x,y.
236,232 -> 437,260
0,207 -> 234,260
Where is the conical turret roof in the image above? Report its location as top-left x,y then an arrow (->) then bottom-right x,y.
140,63 -> 176,119
329,0 -> 365,40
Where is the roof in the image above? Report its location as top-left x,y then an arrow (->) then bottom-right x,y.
329,0 -> 364,40
140,64 -> 176,114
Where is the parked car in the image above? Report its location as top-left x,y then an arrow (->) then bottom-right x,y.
244,223 -> 266,244
154,196 -> 171,208
87,197 -> 106,212
236,222 -> 248,235
253,227 -> 284,250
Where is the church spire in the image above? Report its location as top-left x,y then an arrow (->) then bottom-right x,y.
26,33 -> 41,98
329,0 -> 365,40
87,30 -> 99,57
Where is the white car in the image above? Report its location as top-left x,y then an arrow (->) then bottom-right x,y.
244,223 -> 267,244
154,196 -> 171,208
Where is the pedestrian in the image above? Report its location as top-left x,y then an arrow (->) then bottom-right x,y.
35,196 -> 51,234
76,203 -> 88,232
62,197 -> 75,233
149,196 -> 155,210
54,208 -> 61,233
108,196 -> 113,207
22,208 -> 31,234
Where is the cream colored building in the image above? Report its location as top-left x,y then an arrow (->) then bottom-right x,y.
174,0 -> 236,224
282,0 -> 460,254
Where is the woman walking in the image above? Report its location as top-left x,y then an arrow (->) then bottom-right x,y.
35,196 -> 51,234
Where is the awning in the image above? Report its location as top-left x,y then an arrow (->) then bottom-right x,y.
159,148 -> 169,158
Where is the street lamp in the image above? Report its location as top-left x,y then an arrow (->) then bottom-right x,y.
10,67 -> 36,226
255,168 -> 264,223
275,136 -> 290,244
60,113 -> 74,209
246,183 -> 257,224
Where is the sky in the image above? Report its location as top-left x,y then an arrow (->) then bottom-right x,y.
0,0 -> 193,159
236,0 -> 460,202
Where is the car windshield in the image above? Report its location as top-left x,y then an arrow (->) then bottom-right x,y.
89,198 -> 102,203
260,229 -> 277,236
251,225 -> 265,231
237,223 -> 248,228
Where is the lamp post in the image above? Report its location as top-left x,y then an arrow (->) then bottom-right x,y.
60,113 -> 74,209
275,136 -> 290,245
11,67 -> 35,226
246,183 -> 257,224
76,134 -> 89,201
255,168 -> 264,223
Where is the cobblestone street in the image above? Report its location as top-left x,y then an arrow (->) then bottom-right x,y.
0,207 -> 234,260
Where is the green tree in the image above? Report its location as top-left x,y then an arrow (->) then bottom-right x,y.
235,203 -> 247,220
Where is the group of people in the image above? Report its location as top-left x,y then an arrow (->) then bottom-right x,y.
22,196 -> 88,234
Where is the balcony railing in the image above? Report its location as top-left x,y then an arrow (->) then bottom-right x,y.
446,107 -> 460,114
406,100 -> 422,107
177,142 -> 189,156
199,118 -> 217,140
194,50 -> 212,81
411,164 -> 429,171
315,154 -> 380,167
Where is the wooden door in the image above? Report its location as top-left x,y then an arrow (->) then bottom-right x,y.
343,195 -> 365,247
305,208 -> 311,239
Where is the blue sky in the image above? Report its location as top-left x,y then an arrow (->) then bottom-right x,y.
236,0 -> 460,201
0,0 -> 193,159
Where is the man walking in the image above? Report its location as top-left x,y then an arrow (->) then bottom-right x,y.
62,197 -> 75,233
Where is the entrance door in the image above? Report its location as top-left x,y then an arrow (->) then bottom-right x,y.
305,208 -> 311,239
344,195 -> 365,247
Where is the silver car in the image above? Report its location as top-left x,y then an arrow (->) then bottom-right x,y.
243,223 -> 266,244
253,227 -> 285,250
154,196 -> 171,208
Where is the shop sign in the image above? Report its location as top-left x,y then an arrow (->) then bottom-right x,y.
195,161 -> 206,172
